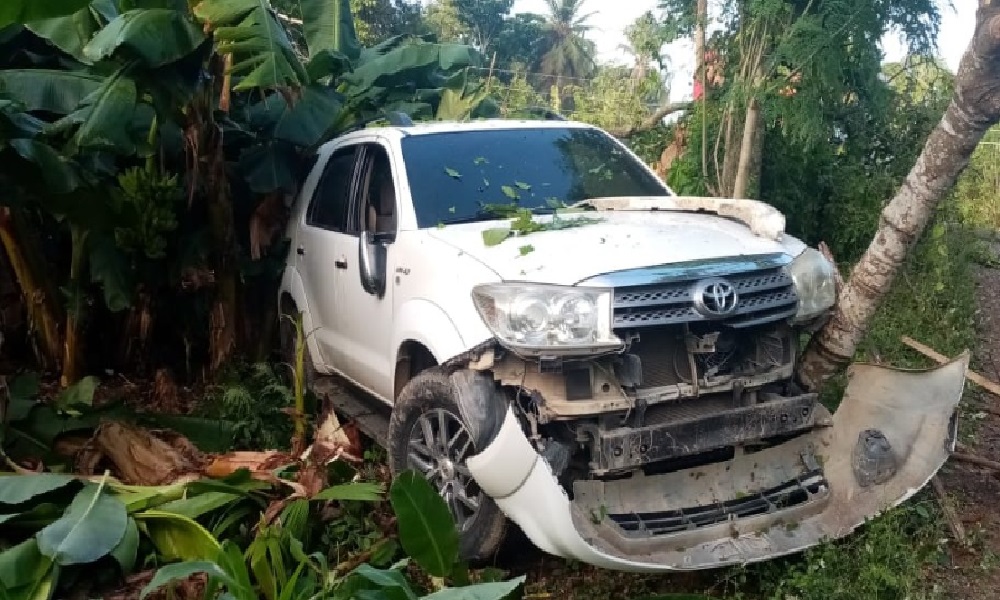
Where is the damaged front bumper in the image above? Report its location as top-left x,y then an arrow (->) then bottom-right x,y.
465,354 -> 970,572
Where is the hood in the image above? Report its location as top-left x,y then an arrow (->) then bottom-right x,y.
425,210 -> 807,286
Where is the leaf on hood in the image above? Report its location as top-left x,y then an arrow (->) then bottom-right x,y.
482,227 -> 511,247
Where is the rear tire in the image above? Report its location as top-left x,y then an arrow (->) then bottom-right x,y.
388,368 -> 509,563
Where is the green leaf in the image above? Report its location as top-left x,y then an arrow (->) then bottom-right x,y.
136,509 -> 222,561
88,234 -> 133,312
445,167 -> 462,179
0,539 -> 53,590
26,8 -> 100,62
296,0 -> 360,60
72,70 -> 138,154
110,518 -> 139,574
84,9 -> 207,68
36,482 -> 129,566
140,560 -> 241,599
0,513 -> 20,525
6,373 -> 40,422
518,245 -> 534,256
481,227 -> 511,247
514,181 -> 531,191
8,140 -> 82,195
54,376 -> 99,409
345,563 -> 417,600
155,491 -> 242,520
501,186 -> 519,200
306,49 -> 352,81
238,141 -> 298,194
388,471 -> 459,578
312,482 -> 385,502
0,0 -> 93,29
343,42 -> 480,93
420,577 -> 526,600
0,474 -> 76,505
0,70 -> 104,116
193,0 -> 308,91
273,86 -> 344,148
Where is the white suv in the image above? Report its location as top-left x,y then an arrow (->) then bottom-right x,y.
279,119 -> 968,571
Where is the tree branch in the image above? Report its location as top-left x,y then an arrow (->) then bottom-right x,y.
608,102 -> 692,138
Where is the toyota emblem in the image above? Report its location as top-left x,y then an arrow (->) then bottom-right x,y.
693,278 -> 739,318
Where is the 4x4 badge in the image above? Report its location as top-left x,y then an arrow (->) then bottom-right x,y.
693,278 -> 739,317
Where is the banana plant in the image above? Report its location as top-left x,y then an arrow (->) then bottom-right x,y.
0,0 -> 494,384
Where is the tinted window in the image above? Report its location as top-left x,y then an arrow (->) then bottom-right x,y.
399,127 -> 670,228
307,146 -> 356,231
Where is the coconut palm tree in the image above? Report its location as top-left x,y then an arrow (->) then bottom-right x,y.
535,0 -> 597,87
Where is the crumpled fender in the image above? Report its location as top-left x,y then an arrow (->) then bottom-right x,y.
466,354 -> 970,572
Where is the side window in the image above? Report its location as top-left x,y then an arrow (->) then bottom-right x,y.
359,144 -> 398,236
306,146 -> 357,231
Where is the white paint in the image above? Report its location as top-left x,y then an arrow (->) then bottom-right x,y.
280,120 -> 807,402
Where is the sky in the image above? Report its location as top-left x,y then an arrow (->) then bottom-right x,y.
511,0 -> 976,102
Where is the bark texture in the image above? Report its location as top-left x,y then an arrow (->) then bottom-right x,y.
0,207 -> 62,369
797,2 -> 1000,390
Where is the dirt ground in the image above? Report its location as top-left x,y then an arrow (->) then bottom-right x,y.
929,240 -> 1000,599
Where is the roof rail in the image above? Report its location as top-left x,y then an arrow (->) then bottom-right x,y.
337,111 -> 416,137
386,111 -> 415,127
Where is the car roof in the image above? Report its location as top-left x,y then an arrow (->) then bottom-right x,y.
327,118 -> 600,146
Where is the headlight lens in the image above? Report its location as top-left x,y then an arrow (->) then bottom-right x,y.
471,283 -> 622,355
788,248 -> 837,322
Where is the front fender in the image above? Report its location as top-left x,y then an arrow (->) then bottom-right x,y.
393,299 -> 486,365
279,267 -> 326,372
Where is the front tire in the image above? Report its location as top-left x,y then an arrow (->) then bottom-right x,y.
387,368 -> 509,563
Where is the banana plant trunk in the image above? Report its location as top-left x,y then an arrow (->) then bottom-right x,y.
61,224 -> 88,387
0,207 -> 63,369
797,1 -> 1000,390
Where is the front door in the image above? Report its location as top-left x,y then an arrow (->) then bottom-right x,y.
326,142 -> 399,401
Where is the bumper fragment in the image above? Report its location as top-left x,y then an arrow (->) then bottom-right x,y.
465,354 -> 969,572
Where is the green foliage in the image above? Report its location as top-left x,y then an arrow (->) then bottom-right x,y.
203,362 -> 305,451
389,471 -> 460,577
193,0 -> 309,91
0,464 -> 384,598
0,0 -> 93,30
737,502 -> 944,600
137,471 -> 527,600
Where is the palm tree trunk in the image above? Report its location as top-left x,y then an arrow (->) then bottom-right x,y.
695,0 -> 708,178
732,98 -> 761,198
797,2 -> 1000,390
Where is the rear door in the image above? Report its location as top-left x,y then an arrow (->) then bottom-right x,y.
295,144 -> 361,368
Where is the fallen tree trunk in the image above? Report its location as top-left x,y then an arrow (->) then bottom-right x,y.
797,1 -> 1000,390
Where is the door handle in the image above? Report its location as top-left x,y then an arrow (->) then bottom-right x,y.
334,258 -> 348,269
296,246 -> 305,256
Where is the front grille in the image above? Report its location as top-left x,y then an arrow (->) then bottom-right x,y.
613,264 -> 798,330
609,469 -> 827,537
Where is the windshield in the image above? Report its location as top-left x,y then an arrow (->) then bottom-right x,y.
398,126 -> 672,228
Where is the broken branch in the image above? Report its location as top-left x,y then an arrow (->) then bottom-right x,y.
931,475 -> 968,546
951,451 -> 1000,471
607,102 -> 692,138
900,336 -> 1000,398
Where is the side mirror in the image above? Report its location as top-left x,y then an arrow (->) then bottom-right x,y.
359,230 -> 387,298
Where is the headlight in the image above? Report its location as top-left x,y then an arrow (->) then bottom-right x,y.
788,248 -> 837,323
471,283 -> 623,355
